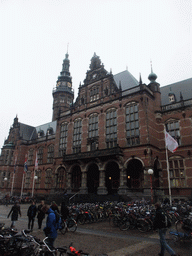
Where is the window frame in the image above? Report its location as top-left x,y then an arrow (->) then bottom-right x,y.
126,102 -> 140,146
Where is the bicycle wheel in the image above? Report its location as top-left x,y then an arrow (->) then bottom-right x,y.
67,219 -> 77,233
137,219 -> 149,232
59,219 -> 67,235
119,219 -> 130,231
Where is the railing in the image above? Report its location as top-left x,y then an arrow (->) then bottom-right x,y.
162,99 -> 192,111
69,191 -> 79,204
52,86 -> 74,94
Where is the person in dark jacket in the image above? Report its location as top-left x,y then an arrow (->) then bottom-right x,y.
153,202 -> 179,256
42,204 -> 57,248
27,201 -> 37,231
7,202 -> 21,228
37,200 -> 45,229
60,201 -> 69,220
50,201 -> 60,213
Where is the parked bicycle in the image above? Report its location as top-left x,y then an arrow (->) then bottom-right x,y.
59,217 -> 77,235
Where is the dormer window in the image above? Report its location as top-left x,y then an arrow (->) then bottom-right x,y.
38,130 -> 44,138
169,94 -> 175,103
47,127 -> 53,135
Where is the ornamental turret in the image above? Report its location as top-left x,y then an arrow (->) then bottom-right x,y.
52,52 -> 74,121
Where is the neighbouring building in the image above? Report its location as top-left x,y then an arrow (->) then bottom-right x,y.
0,52 -> 192,202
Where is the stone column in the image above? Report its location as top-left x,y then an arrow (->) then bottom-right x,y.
97,168 -> 107,195
66,171 -> 72,194
118,167 -> 128,195
79,169 -> 88,194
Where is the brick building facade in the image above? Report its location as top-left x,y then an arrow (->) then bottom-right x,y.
0,52 -> 192,201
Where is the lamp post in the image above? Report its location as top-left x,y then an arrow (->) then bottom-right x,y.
4,177 -> 7,187
148,169 -> 153,204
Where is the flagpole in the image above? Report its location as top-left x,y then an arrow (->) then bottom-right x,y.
11,172 -> 15,196
20,173 -> 25,198
11,156 -> 17,196
31,170 -> 36,198
166,146 -> 172,206
32,151 -> 38,198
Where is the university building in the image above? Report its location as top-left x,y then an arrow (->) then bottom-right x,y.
0,52 -> 192,201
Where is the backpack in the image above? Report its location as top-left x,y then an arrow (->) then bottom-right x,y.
54,210 -> 62,230
162,212 -> 172,228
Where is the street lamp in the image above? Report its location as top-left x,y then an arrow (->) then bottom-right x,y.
148,169 -> 153,204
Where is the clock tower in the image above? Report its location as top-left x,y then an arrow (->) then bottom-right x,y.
52,52 -> 74,121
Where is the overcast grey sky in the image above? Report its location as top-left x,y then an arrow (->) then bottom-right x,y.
0,0 -> 191,150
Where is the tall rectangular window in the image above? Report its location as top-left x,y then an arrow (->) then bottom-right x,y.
28,149 -> 33,165
38,147 -> 43,165
88,114 -> 98,151
169,158 -> 185,187
106,109 -> 117,148
126,103 -> 140,146
47,145 -> 54,163
59,122 -> 68,157
45,169 -> 53,189
166,120 -> 180,145
73,119 -> 82,153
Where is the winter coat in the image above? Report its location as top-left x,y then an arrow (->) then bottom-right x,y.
37,204 -> 45,219
27,204 -> 37,219
61,202 -> 69,220
153,208 -> 167,230
43,208 -> 57,239
8,204 -> 21,221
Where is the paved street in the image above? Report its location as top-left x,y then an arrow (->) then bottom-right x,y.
0,204 -> 191,255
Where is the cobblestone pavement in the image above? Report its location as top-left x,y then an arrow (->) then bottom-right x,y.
0,204 -> 191,255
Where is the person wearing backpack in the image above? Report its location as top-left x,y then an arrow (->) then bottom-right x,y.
153,202 -> 180,256
42,204 -> 57,248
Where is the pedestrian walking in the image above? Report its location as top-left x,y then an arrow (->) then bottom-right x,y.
7,201 -> 21,228
60,201 -> 69,220
27,200 -> 37,231
153,202 -> 180,256
42,204 -> 57,249
37,200 -> 45,229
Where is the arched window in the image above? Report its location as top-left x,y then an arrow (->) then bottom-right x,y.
56,168 -> 65,190
126,102 -> 140,146
106,108 -> 117,148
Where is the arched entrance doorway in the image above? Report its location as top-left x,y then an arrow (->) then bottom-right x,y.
126,159 -> 143,189
71,166 -> 81,192
105,161 -> 120,194
87,163 -> 99,193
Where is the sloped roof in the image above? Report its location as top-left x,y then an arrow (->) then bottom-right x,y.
114,70 -> 139,90
19,123 -> 36,141
160,78 -> 192,105
19,121 -> 57,141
